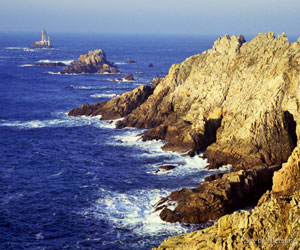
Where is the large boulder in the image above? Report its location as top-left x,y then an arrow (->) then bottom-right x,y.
61,49 -> 119,74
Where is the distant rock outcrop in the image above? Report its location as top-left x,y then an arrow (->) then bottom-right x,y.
124,59 -> 137,64
30,29 -> 54,49
61,49 -> 119,74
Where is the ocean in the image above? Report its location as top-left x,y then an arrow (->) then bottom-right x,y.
0,32 -> 228,249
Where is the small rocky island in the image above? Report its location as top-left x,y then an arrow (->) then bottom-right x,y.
30,29 -> 55,49
60,49 -> 119,74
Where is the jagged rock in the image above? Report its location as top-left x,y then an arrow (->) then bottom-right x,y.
155,165 -> 176,173
68,85 -> 153,120
155,165 -> 280,224
124,59 -> 137,64
124,74 -> 135,81
61,49 -> 118,74
204,172 -> 224,182
152,190 -> 300,250
148,63 -> 154,67
112,74 -> 135,82
115,32 -> 299,170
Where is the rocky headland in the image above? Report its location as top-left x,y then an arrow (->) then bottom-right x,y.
69,32 -> 300,248
61,49 -> 118,74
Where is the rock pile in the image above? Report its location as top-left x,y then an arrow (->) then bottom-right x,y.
61,49 -> 118,74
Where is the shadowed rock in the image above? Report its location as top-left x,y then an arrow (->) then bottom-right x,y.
155,165 -> 280,224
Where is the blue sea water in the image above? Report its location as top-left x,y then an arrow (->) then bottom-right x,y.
0,32 -> 228,250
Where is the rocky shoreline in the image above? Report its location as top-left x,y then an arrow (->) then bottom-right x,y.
69,32 -> 300,248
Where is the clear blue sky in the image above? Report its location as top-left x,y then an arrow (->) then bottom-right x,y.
1,0 -> 300,36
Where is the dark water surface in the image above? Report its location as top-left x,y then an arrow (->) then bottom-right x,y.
0,33 -> 228,249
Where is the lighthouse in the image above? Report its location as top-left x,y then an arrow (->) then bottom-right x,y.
30,29 -> 55,49
42,29 -> 47,42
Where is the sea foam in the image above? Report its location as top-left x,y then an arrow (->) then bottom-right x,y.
37,59 -> 74,65
0,112 -> 118,130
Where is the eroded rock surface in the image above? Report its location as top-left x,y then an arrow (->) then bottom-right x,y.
116,33 -> 299,169
61,49 -> 118,74
153,190 -> 300,250
68,84 -> 153,120
152,32 -> 300,250
156,165 -> 280,224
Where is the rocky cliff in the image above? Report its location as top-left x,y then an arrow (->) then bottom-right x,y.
151,32 -> 300,249
61,49 -> 118,74
69,32 -> 300,248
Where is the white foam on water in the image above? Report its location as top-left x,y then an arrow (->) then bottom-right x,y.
83,188 -> 194,236
90,93 -> 118,98
35,233 -> 44,240
114,62 -> 126,65
5,47 -> 36,52
0,112 -> 118,129
5,47 -> 27,50
48,72 -> 61,75
109,129 -> 165,154
70,85 -> 107,90
19,64 -> 34,67
23,48 -> 35,52
108,129 -> 232,185
50,171 -> 64,177
37,59 -> 74,65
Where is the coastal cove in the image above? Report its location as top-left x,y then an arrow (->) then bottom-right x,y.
0,33 -> 225,250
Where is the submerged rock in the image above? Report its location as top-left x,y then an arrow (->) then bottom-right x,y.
35,62 -> 66,67
124,59 -> 137,64
112,74 -> 135,82
155,165 -> 176,173
61,49 -> 118,74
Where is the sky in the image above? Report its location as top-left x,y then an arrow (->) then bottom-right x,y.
1,0 -> 300,36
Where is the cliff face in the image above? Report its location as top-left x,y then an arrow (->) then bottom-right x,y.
70,33 -> 300,246
117,32 -> 299,169
151,33 -> 300,249
61,49 -> 118,74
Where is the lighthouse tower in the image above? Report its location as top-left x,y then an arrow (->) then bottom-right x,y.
42,29 -> 47,42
